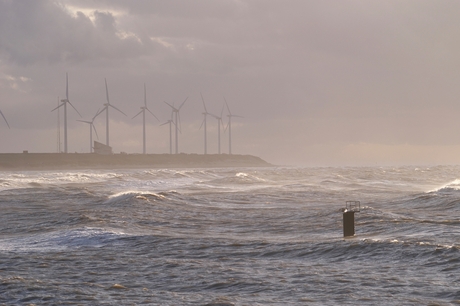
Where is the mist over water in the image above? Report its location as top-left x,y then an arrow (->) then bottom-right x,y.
1,166 -> 460,304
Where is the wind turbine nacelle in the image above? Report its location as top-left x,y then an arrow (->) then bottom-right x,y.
61,99 -> 69,103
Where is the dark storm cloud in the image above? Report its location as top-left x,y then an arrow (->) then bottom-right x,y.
0,0 -> 160,65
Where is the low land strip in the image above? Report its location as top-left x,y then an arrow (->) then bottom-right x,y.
0,153 -> 272,171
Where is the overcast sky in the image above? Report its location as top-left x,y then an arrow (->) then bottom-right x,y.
1,0 -> 460,166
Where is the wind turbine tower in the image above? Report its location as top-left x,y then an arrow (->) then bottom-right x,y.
210,103 -> 225,154
224,98 -> 243,155
77,109 -> 100,153
51,73 -> 81,153
164,97 -> 188,154
200,93 -> 211,154
97,78 -> 127,147
132,84 -> 159,154
160,116 -> 174,154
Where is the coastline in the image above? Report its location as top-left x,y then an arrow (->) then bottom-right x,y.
0,153 -> 272,171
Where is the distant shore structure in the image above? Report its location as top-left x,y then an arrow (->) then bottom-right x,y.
94,141 -> 112,155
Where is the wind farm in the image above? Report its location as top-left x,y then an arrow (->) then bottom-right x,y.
0,73 -> 269,169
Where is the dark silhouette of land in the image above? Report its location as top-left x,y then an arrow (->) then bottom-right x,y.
0,153 -> 272,170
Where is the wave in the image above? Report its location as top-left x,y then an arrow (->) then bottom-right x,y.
0,227 -> 129,252
104,190 -> 171,205
428,179 -> 460,194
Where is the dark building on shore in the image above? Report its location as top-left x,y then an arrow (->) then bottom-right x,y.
94,141 -> 112,155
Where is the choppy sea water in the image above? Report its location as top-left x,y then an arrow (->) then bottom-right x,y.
1,166 -> 460,305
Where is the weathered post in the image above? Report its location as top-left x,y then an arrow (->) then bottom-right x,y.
343,201 -> 360,237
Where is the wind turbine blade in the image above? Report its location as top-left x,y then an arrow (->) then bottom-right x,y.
68,101 -> 82,117
109,104 -> 127,116
92,108 -> 101,121
164,101 -> 175,110
51,102 -> 65,112
200,92 -> 208,113
178,97 -> 188,110
146,108 -> 159,121
132,110 -> 143,119
224,97 -> 231,115
77,120 -> 92,124
144,83 -> 147,107
105,78 -> 110,104
220,102 -> 225,118
95,106 -> 107,118
199,117 -> 205,130
66,73 -> 69,100
209,113 -> 219,120
161,120 -> 175,126
0,110 -> 10,129
93,124 -> 99,139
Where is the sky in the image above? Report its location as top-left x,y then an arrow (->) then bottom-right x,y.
1,0 -> 460,166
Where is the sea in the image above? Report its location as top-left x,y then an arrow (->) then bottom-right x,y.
1,165 -> 460,305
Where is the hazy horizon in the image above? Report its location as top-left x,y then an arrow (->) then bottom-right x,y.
1,0 -> 460,167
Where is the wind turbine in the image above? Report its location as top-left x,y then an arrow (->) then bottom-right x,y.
132,84 -> 159,154
210,103 -> 225,154
97,78 -> 127,147
199,93 -> 211,154
160,115 -> 174,154
51,73 -> 81,153
77,109 -> 100,153
0,109 -> 10,129
224,97 -> 243,155
164,97 -> 188,154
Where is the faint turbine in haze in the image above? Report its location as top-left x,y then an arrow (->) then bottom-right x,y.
160,114 -> 174,155
164,97 -> 188,154
51,73 -> 81,153
96,78 -> 127,147
210,103 -> 225,154
199,93 -> 211,154
224,97 -> 243,155
132,84 -> 159,154
77,109 -> 100,153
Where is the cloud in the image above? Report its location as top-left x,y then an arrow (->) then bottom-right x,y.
1,0 -> 460,164
0,0 -> 160,65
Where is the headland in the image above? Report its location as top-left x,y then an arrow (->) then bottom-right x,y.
0,153 -> 272,171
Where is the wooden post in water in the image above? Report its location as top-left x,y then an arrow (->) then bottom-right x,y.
343,201 -> 360,237
343,211 -> 355,237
